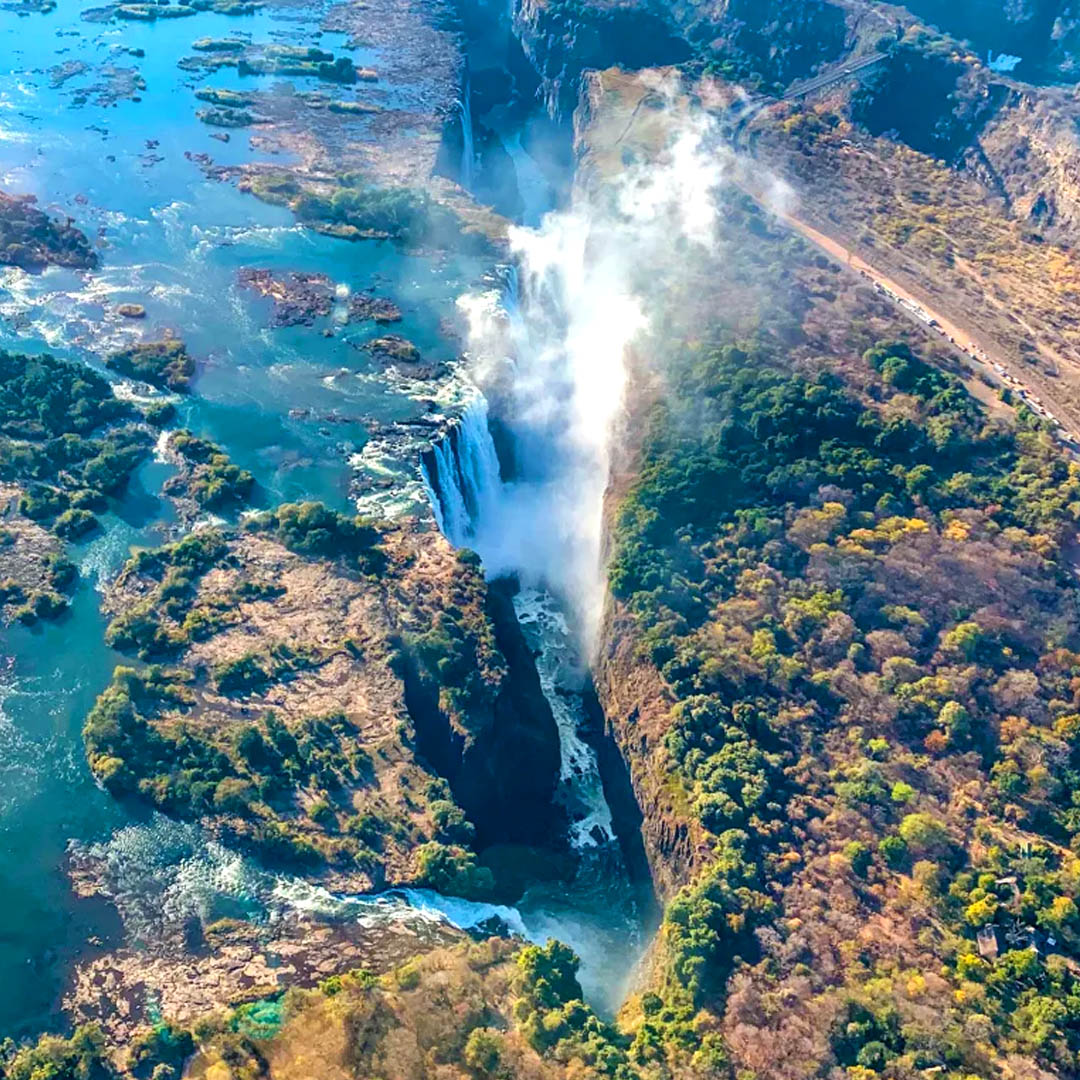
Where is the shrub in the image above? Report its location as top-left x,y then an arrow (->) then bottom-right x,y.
107,339 -> 194,392
413,841 -> 493,899
3,1024 -> 114,1080
52,507 -> 97,538
462,1028 -> 501,1075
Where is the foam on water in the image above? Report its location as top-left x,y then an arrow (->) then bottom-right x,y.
74,815 -> 643,1013
513,587 -> 615,847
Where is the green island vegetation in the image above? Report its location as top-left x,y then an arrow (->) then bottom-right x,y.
406,569 -> 504,724
196,106 -> 262,128
81,660 -> 398,869
0,190 -> 97,271
1,551 -> 79,626
115,0 -> 260,21
106,338 -> 195,392
238,47 -> 361,85
590,336 -> 1080,1074
244,500 -> 385,571
165,430 -> 255,509
327,99 -> 381,115
0,349 -> 151,551
193,87 -> 253,107
242,169 -> 463,247
186,43 -> 366,83
191,37 -> 246,52
82,506 -> 495,878
101,504 -> 385,662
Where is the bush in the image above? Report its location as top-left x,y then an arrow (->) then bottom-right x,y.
52,507 -> 97,539
214,653 -> 271,695
462,1028 -> 501,1075
3,1024 -> 114,1080
247,501 -> 383,571
413,841 -> 493,899
106,339 -> 194,392
213,777 -> 254,813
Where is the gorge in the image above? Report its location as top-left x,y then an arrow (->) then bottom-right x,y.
6,0 -> 1080,1077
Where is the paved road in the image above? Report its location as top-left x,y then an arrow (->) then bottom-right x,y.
720,85 -> 1080,445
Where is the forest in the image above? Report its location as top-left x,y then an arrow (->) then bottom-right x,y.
602,336 -> 1080,1075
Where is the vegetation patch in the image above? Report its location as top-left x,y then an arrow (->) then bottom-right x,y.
0,349 -> 151,545
106,338 -> 195,392
242,170 -> 464,248
164,430 -> 255,510
85,516 -> 507,886
604,334 -> 1080,1073
0,190 -> 97,270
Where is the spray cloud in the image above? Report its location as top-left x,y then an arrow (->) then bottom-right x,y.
459,104 -> 732,650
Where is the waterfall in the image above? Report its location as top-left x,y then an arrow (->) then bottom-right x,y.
421,393 -> 501,547
72,814 -> 645,1017
458,70 -> 476,192
420,276 -> 620,855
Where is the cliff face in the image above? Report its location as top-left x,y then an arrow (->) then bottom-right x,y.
593,600 -> 709,901
513,0 -> 693,119
513,0 -> 860,119
669,0 -> 854,81
404,574 -> 564,848
977,84 -> 1080,229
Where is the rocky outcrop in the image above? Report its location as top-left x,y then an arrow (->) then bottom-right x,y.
977,84 -> 1080,230
63,910 -> 463,1049
0,190 -> 97,270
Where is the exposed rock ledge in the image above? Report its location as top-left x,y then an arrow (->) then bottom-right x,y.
63,909 -> 462,1049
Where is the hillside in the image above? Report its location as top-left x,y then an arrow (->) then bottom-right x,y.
584,72 -> 1080,1079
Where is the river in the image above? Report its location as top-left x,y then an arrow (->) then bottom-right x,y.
0,0 -> 649,1039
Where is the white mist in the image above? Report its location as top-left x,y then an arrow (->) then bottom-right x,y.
458,112 -> 727,652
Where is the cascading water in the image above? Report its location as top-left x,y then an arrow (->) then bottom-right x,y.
457,70 -> 477,192
420,393 -> 501,547
72,814 -> 646,1017
418,317 -> 651,1015
422,267 -> 623,855
412,101 -> 728,1017
513,588 -> 614,847
495,129 -> 555,228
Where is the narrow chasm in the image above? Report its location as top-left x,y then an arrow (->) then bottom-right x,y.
396,604 -> 563,849
420,391 -> 657,1017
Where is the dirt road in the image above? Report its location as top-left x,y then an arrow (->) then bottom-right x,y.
770,204 -> 1080,443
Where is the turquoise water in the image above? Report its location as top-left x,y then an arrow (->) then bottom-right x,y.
0,0 -> 486,1036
